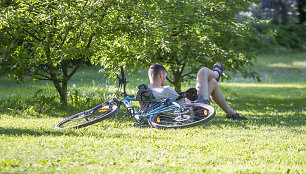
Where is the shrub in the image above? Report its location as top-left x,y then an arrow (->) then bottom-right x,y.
275,23 -> 306,50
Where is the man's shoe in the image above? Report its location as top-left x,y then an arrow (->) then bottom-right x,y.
212,62 -> 224,82
226,113 -> 248,120
195,94 -> 211,105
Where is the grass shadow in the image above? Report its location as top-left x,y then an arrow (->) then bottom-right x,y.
0,127 -> 78,137
0,123 -> 177,141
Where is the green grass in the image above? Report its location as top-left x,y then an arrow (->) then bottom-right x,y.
0,51 -> 305,173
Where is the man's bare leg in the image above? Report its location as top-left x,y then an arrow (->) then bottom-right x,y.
196,67 -> 218,100
207,78 -> 235,115
195,66 -> 247,120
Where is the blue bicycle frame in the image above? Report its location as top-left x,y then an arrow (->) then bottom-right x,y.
120,96 -> 186,123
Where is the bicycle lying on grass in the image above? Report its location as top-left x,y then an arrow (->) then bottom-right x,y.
55,66 -> 216,129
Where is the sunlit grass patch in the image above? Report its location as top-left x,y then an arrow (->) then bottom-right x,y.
218,82 -> 305,122
269,61 -> 306,70
227,51 -> 306,84
221,82 -> 306,88
1,116 -> 304,173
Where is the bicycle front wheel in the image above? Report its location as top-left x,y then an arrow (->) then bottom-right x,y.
55,103 -> 119,129
148,103 -> 215,129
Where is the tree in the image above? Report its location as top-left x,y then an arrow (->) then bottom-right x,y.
260,0 -> 304,25
276,0 -> 289,24
298,0 -> 306,24
1,0 -> 262,101
0,0 -> 144,105
97,0 -> 261,92
135,0 -> 260,91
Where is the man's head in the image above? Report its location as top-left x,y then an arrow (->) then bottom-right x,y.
148,63 -> 167,86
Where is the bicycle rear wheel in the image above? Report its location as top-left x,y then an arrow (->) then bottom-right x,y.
148,103 -> 215,129
55,103 -> 119,129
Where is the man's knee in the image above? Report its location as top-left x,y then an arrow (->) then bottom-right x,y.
197,67 -> 210,77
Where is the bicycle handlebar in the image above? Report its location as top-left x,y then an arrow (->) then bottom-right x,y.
120,65 -> 125,80
118,65 -> 128,97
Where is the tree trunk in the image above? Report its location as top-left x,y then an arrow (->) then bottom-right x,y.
53,80 -> 68,105
168,75 -> 182,92
45,37 -> 68,105
298,0 -> 306,24
277,0 -> 288,24
173,80 -> 182,92
60,81 -> 68,105
172,69 -> 183,92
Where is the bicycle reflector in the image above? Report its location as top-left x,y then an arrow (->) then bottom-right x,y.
98,106 -> 109,113
204,110 -> 208,116
99,109 -> 108,112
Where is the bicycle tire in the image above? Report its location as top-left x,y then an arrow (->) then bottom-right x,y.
148,103 -> 215,129
55,103 -> 119,129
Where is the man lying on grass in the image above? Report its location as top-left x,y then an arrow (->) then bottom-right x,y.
148,63 -> 247,121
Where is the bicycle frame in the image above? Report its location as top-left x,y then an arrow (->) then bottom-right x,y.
93,65 -> 187,123
137,99 -> 186,122
119,96 -> 186,123
55,65 -> 215,129
119,96 -> 138,117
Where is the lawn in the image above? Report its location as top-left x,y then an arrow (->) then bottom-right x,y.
0,51 -> 305,173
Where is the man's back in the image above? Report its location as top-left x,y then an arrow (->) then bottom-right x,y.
151,86 -> 180,100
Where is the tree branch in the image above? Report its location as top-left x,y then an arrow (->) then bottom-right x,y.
166,76 -> 174,84
89,3 -> 107,18
24,71 -> 52,80
22,27 -> 42,41
172,30 -> 185,37
60,28 -> 71,47
82,0 -> 89,11
68,59 -> 83,79
86,33 -> 95,49
182,72 -> 195,78
45,41 -> 59,85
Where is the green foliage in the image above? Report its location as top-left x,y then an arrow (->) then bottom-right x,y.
0,87 -> 118,118
0,89 -> 57,118
243,22 -> 306,52
0,0 -> 146,104
94,0 -> 264,91
275,23 -> 306,50
245,22 -> 277,52
1,0 -> 296,101
239,3 -> 306,51
140,0 -> 261,91
67,87 -> 117,108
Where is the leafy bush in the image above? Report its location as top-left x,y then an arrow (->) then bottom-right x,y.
0,89 -> 57,117
244,22 -> 306,52
275,23 -> 306,50
250,22 -> 278,52
0,87 -> 115,117
67,87 -> 115,108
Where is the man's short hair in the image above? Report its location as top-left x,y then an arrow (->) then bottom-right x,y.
149,63 -> 167,80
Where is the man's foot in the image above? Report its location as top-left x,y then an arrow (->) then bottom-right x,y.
226,113 -> 248,120
212,62 -> 224,82
132,122 -> 150,128
195,94 -> 211,105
